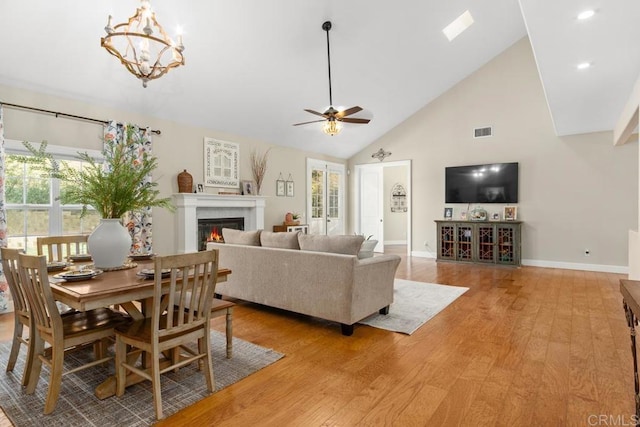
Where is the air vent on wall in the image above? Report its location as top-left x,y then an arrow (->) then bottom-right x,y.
473,126 -> 493,138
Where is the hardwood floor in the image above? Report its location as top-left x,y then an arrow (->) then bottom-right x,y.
0,247 -> 635,426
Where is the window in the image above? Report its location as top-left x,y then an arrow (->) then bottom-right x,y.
4,140 -> 101,254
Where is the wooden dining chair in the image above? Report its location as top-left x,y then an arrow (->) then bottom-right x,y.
17,253 -> 130,414
114,250 -> 219,420
210,299 -> 234,359
0,248 -> 34,386
36,235 -> 88,262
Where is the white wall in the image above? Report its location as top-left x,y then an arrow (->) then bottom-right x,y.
348,37 -> 638,271
0,84 -> 344,255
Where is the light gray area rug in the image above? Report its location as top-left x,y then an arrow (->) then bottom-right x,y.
359,279 -> 469,335
0,332 -> 284,426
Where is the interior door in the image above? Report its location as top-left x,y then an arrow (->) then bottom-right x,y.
359,165 -> 384,251
307,159 -> 345,235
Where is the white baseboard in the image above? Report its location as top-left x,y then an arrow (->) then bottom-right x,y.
406,252 -> 627,274
411,250 -> 436,259
521,259 -> 628,274
384,240 -> 407,246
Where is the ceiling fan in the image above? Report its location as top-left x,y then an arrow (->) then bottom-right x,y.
293,21 -> 370,136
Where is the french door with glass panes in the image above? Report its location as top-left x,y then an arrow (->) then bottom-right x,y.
306,159 -> 345,235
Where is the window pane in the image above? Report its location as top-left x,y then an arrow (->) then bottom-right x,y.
27,210 -> 50,236
23,162 -> 51,204
5,176 -> 24,204
59,160 -> 82,201
63,209 -> 100,234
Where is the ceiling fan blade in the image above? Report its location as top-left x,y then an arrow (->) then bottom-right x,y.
335,106 -> 363,118
304,109 -> 329,118
293,119 -> 327,126
339,117 -> 370,124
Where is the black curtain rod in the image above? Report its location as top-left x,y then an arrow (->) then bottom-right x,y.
1,102 -> 161,135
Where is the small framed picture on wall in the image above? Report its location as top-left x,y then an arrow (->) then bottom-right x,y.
503,206 -> 518,221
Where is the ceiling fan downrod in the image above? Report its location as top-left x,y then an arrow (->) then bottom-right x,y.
323,21 -> 334,107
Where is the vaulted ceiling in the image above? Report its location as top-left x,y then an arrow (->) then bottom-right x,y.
0,1 -> 638,158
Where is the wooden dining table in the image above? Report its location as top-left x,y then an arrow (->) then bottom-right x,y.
49,260 -> 232,399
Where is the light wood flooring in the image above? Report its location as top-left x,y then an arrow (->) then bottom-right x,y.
0,246 -> 635,426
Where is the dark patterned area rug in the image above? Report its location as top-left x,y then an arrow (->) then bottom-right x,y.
0,332 -> 284,426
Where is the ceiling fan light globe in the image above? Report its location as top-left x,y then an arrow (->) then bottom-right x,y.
323,120 -> 342,136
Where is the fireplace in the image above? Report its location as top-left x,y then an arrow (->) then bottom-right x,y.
173,193 -> 265,253
198,217 -> 244,250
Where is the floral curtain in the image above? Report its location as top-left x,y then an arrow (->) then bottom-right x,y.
103,121 -> 154,254
0,105 -> 11,313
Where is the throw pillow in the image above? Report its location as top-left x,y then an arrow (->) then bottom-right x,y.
222,228 -> 261,246
260,231 -> 300,249
298,234 -> 365,256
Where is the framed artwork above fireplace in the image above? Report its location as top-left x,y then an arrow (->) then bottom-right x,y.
203,137 -> 240,188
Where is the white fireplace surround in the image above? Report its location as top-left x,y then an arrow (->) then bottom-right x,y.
173,193 -> 265,253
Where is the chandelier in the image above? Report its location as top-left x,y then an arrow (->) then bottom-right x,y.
101,0 -> 185,88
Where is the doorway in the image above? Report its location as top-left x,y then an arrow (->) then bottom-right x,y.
354,160 -> 411,256
306,158 -> 346,235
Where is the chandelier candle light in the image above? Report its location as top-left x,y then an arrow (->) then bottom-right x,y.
101,0 -> 185,87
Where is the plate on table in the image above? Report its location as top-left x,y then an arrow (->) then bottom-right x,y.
53,269 -> 102,282
129,253 -> 155,261
136,268 -> 171,279
68,253 -> 92,262
46,262 -> 68,272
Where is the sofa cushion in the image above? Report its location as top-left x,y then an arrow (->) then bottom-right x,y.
260,231 -> 300,249
298,234 -> 365,256
222,228 -> 261,246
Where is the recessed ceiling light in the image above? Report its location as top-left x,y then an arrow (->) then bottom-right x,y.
577,62 -> 591,70
443,10 -> 474,42
577,10 -> 595,20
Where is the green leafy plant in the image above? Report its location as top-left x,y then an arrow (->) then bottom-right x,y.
20,125 -> 174,219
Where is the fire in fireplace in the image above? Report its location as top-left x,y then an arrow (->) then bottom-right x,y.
197,217 -> 245,250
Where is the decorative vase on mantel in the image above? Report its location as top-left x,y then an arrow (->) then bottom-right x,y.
177,169 -> 193,193
87,219 -> 132,269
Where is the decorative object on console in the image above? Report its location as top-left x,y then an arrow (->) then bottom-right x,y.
470,207 -> 488,221
177,169 -> 193,193
286,174 -> 294,197
372,148 -> 392,162
491,212 -> 500,220
444,207 -> 453,220
284,212 -> 300,226
504,206 -> 518,221
276,173 -> 285,196
292,21 -> 371,136
101,0 -> 185,88
460,211 -> 468,220
250,147 -> 270,195
204,138 -> 240,189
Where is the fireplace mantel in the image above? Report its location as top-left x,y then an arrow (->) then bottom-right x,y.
173,193 -> 266,253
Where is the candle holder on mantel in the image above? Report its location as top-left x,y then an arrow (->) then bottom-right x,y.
177,169 -> 193,193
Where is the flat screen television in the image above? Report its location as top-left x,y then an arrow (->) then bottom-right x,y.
445,162 -> 518,204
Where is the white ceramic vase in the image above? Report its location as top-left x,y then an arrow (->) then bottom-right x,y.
87,218 -> 132,269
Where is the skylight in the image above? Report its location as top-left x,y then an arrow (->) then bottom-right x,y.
577,10 -> 595,20
443,10 -> 474,42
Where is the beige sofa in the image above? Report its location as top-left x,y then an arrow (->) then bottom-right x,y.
206,229 -> 401,336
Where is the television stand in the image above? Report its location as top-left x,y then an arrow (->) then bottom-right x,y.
435,220 -> 521,266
